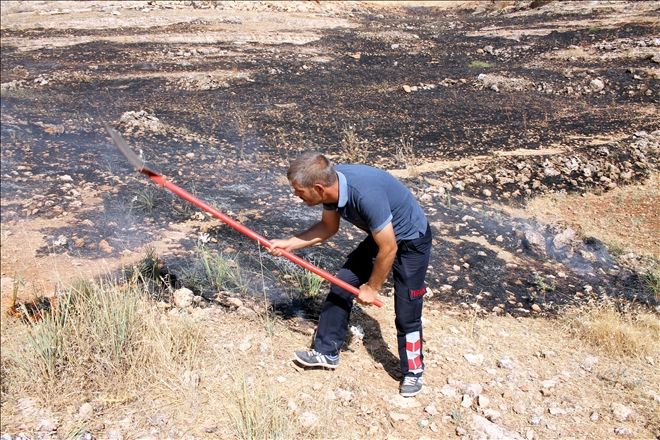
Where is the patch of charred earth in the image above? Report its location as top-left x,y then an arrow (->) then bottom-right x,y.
1,7 -> 658,315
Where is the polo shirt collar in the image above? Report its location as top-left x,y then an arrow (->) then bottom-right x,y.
337,171 -> 348,208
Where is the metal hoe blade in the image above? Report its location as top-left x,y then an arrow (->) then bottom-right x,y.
104,122 -> 147,172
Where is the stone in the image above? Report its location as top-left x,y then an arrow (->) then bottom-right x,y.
469,414 -> 524,440
614,427 -> 634,437
425,404 -> 439,416
497,357 -> 515,369
441,384 -> 458,398
36,418 -> 58,432
478,395 -> 490,408
513,402 -> 526,414
78,402 -> 93,419
464,353 -> 484,366
463,383 -> 483,397
611,403 -> 633,422
589,78 -> 605,92
461,394 -> 473,408
553,228 -> 576,250
391,394 -> 421,409
173,287 -> 194,308
226,297 -> 243,308
299,411 -> 318,427
336,388 -> 354,403
531,304 -> 542,313
99,239 -> 113,254
523,229 -> 546,256
105,429 -> 123,440
548,405 -> 566,415
483,408 -> 501,421
403,85 -> 412,93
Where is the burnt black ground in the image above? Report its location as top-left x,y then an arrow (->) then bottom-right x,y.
1,4 -> 658,316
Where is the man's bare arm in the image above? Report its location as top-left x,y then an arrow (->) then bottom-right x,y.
269,209 -> 340,255
358,223 -> 397,305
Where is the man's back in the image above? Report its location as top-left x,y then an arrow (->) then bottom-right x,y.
323,164 -> 427,241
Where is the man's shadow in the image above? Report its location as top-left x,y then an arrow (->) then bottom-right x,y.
351,307 -> 402,381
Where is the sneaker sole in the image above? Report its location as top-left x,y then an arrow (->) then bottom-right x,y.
399,388 -> 422,397
292,353 -> 338,369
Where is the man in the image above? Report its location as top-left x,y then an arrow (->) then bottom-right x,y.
269,152 -> 432,397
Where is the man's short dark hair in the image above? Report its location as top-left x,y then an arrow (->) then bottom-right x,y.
287,152 -> 337,187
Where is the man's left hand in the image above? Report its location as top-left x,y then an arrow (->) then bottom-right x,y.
357,284 -> 379,305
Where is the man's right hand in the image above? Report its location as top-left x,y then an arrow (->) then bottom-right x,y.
268,238 -> 297,256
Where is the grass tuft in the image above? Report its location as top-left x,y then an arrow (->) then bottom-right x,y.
468,60 -> 493,69
278,258 -> 327,298
228,376 -> 292,440
563,299 -> 660,358
2,278 -> 205,399
340,126 -> 368,163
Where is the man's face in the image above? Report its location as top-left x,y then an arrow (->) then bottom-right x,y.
291,181 -> 323,206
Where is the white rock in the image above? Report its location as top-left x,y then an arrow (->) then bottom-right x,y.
36,418 -> 58,432
463,383 -> 483,397
497,357 -> 515,369
287,399 -> 298,413
441,384 -> 458,398
614,427 -> 634,437
581,355 -> 598,371
173,287 -> 194,308
389,411 -> 409,422
470,414 -> 524,439
589,78 -> 605,92
425,404 -> 439,416
548,405 -> 566,416
478,395 -> 490,408
299,411 -> 318,427
336,388 -> 354,402
78,402 -> 93,419
105,429 -> 123,440
464,353 -> 484,366
541,379 -> 557,390
461,394 -> 473,407
483,408 -> 501,421
59,175 -> 74,182
611,403 -> 633,421
391,394 -> 421,409
238,339 -> 252,352
530,415 -> 542,425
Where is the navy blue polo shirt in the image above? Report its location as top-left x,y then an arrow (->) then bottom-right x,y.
323,164 -> 427,242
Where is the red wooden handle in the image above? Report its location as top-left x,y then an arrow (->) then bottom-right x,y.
146,172 -> 383,308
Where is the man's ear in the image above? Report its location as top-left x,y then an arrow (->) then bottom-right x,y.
313,182 -> 324,194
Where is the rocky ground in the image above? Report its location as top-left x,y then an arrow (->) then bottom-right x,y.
1,1 -> 659,439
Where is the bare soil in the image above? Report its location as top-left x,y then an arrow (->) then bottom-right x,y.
1,1 -> 659,439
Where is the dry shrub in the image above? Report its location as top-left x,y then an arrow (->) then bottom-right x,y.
1,279 -> 205,401
563,299 -> 659,358
228,375 -> 295,440
340,126 -> 369,163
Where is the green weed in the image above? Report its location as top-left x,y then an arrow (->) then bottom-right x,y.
468,60 -> 493,69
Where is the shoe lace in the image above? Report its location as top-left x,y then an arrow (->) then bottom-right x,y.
402,376 -> 418,386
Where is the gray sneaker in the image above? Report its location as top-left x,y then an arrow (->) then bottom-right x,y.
400,376 -> 423,397
293,349 -> 339,369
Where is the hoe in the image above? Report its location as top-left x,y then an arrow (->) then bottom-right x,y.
105,123 -> 383,308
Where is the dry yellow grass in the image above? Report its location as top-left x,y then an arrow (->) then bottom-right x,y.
563,300 -> 660,358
